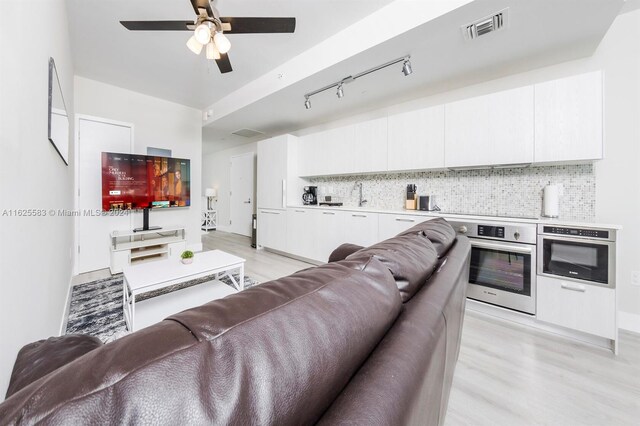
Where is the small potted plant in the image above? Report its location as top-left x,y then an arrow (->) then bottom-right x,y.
180,250 -> 194,264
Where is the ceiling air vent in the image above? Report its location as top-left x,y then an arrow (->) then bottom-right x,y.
463,8 -> 508,40
232,128 -> 265,138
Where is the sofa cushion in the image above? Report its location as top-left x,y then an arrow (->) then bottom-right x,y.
328,243 -> 364,262
6,334 -> 103,399
397,217 -> 457,258
0,257 -> 402,425
347,233 -> 439,302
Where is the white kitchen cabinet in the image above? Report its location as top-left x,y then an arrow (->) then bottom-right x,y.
257,209 -> 287,252
351,118 -> 388,173
387,106 -> 445,171
344,211 -> 379,247
257,135 -> 287,209
257,134 -> 303,209
378,214 -> 431,241
298,118 -> 386,176
534,71 -> 603,163
536,275 -> 615,340
444,86 -> 534,168
316,209 -> 347,262
286,208 -> 317,260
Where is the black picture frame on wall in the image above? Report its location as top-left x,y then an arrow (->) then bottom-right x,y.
48,57 -> 70,165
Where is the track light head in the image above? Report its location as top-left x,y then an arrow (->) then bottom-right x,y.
304,97 -> 311,109
336,83 -> 344,99
402,59 -> 413,76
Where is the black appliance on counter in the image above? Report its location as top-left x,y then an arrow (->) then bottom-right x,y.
302,186 -> 318,205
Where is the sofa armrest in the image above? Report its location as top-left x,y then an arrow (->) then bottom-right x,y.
328,243 -> 364,263
6,334 -> 103,398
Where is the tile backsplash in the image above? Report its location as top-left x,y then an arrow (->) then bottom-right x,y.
308,164 -> 595,221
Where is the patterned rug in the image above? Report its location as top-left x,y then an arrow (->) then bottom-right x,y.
65,273 -> 259,343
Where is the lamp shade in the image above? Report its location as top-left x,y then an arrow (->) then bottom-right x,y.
205,188 -> 216,197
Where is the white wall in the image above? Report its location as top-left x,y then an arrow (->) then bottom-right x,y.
202,142 -> 257,232
74,77 -> 203,251
292,9 -> 640,328
0,0 -> 75,396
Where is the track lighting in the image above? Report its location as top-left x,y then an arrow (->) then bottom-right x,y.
402,59 -> 413,76
303,55 -> 412,109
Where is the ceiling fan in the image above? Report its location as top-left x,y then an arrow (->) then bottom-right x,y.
120,0 -> 296,74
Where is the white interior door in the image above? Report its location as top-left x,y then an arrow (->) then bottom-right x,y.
229,152 -> 255,236
77,117 -> 132,273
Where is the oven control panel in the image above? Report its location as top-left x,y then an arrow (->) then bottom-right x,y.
542,226 -> 609,239
477,225 -> 505,239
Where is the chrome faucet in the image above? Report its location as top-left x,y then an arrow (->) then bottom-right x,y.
354,182 -> 368,207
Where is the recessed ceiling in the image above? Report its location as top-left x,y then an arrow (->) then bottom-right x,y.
202,0 -> 624,152
66,0 -> 394,109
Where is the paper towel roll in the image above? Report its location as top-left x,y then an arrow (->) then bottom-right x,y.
543,184 -> 560,218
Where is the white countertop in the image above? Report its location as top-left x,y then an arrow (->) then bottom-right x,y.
287,205 -> 622,230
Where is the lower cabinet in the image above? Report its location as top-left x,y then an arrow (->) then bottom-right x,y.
343,212 -> 379,248
378,213 -> 431,241
286,209 -> 317,260
316,210 -> 347,262
536,275 -> 616,339
257,208 -> 287,252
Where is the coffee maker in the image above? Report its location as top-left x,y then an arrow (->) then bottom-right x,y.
302,186 -> 318,205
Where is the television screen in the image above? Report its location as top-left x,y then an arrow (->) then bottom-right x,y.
101,152 -> 190,211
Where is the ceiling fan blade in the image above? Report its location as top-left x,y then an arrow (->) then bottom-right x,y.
220,17 -> 296,34
190,0 -> 214,18
120,21 -> 193,31
215,53 -> 233,74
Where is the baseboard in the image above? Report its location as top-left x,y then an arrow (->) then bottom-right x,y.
619,311 -> 640,334
216,225 -> 231,232
59,277 -> 73,336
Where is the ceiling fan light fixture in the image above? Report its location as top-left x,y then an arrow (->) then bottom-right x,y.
194,22 -> 212,44
214,31 -> 231,54
206,42 -> 221,60
186,35 -> 203,55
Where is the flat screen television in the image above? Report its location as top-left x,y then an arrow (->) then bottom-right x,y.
101,152 -> 191,212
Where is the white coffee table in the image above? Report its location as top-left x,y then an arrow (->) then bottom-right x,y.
122,250 -> 245,331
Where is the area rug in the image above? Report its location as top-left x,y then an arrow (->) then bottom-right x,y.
65,273 -> 259,343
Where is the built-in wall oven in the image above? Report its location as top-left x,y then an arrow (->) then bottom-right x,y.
537,225 -> 616,288
449,220 -> 538,315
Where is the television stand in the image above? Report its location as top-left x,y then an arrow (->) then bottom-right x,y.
134,208 -> 162,233
109,225 -> 186,274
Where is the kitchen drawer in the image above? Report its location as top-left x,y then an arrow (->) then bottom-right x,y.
344,211 -> 379,247
536,275 -> 615,339
378,214 -> 431,241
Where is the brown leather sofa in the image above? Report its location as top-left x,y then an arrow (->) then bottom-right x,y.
0,218 -> 470,425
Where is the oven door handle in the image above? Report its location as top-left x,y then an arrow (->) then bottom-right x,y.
471,240 -> 534,255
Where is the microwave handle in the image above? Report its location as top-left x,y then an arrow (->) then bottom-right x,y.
471,240 -> 534,255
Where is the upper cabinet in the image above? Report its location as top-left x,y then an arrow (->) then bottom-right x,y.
387,105 -> 445,171
298,118 -> 386,176
257,134 -> 300,209
534,71 -> 603,163
445,86 -> 534,168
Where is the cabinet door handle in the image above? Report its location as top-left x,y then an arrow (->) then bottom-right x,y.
561,283 -> 586,292
261,211 -> 280,215
323,212 -> 335,215
395,218 -> 415,222
352,214 -> 367,218
295,210 -> 305,213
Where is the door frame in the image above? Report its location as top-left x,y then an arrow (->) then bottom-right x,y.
229,151 -> 256,236
73,114 -> 134,276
